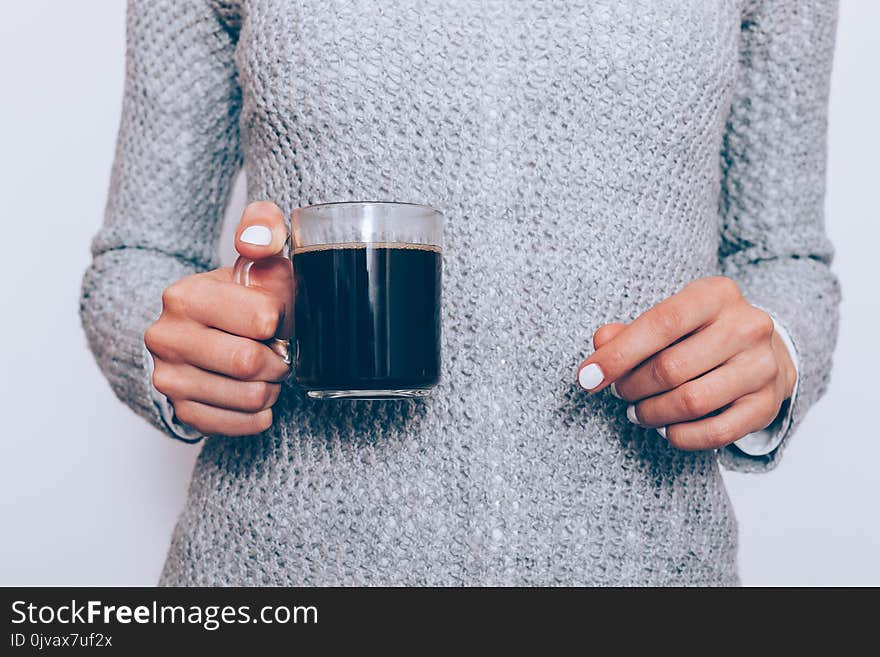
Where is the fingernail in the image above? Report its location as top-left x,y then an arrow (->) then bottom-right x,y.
578,363 -> 604,390
240,225 -> 272,245
656,427 -> 667,439
609,382 -> 622,399
626,404 -> 641,425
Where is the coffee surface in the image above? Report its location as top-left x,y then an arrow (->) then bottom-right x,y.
293,243 -> 442,391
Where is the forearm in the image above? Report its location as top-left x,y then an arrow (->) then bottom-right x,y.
81,0 -> 242,436
715,0 -> 839,471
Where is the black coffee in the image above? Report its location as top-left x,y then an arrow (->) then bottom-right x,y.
293,243 -> 442,392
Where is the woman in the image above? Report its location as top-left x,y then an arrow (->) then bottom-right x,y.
82,0 -> 840,585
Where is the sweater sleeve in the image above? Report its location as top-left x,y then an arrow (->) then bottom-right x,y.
80,0 -> 242,438
717,0 -> 841,473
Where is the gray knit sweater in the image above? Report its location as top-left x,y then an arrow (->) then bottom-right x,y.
81,0 -> 840,586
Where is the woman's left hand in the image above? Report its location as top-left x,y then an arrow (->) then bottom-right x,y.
576,276 -> 797,450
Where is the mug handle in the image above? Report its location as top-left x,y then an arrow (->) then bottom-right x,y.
232,234 -> 293,366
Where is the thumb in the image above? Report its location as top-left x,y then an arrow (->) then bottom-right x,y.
593,322 -> 627,350
234,201 -> 288,260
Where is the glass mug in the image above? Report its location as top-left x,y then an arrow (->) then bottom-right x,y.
234,202 -> 443,399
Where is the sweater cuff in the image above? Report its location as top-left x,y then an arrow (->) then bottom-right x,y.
144,344 -> 205,444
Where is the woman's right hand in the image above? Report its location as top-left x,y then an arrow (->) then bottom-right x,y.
144,202 -> 294,436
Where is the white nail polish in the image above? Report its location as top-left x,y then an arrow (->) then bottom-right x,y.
609,382 -> 622,399
240,225 -> 272,246
656,427 -> 667,439
578,363 -> 604,390
626,404 -> 640,425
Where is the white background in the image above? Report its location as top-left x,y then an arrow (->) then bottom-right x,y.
1,1 -> 877,586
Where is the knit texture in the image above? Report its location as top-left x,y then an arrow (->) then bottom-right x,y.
81,0 -> 840,585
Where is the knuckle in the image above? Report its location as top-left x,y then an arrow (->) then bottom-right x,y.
734,317 -> 759,343
752,307 -> 775,338
733,308 -> 771,344
231,343 -> 263,380
265,383 -> 281,407
665,427 -> 689,450
143,324 -> 160,353
766,355 -> 780,382
652,352 -> 683,388
251,303 -> 281,340
758,392 -> 782,424
161,281 -> 188,312
242,381 -> 271,411
680,385 -> 709,417
704,276 -> 741,300
593,326 -> 612,349
151,365 -> 173,396
757,348 -> 779,381
144,323 -> 173,360
739,307 -> 774,342
172,401 -> 197,427
651,307 -> 683,337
